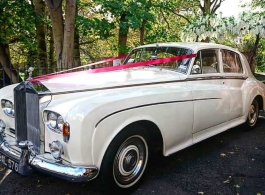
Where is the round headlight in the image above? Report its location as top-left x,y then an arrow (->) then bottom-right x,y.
5,101 -> 12,107
2,100 -> 14,117
47,112 -> 57,129
57,116 -> 64,132
44,111 -> 65,133
49,140 -> 64,160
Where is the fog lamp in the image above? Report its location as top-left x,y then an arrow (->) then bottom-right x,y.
49,140 -> 64,160
0,119 -> 6,133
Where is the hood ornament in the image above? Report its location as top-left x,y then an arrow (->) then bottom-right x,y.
27,67 -> 34,80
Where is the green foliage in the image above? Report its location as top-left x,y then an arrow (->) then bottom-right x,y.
0,1 -> 35,43
77,16 -> 115,38
256,39 -> 265,72
252,0 -> 265,8
0,0 -> 197,69
0,0 -> 37,65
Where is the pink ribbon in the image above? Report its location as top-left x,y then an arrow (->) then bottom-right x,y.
33,54 -> 128,80
32,53 -> 196,81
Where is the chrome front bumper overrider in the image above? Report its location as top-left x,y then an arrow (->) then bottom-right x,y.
0,134 -> 99,182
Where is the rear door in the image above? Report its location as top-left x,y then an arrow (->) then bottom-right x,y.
221,49 -> 245,120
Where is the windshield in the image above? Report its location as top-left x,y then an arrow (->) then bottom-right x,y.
123,46 -> 193,74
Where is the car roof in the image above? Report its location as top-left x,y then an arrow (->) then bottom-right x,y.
134,42 -> 237,53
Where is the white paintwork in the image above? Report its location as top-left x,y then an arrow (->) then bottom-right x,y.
0,84 -> 17,137
187,77 -> 230,133
1,42 -> 265,173
39,67 -> 185,93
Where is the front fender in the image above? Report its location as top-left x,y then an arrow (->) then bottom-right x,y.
91,109 -> 162,168
91,100 -> 193,168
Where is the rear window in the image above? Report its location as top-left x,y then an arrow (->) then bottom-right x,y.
221,50 -> 243,73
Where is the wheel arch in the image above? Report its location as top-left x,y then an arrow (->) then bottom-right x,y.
255,95 -> 263,111
92,117 -> 165,169
243,93 -> 264,123
124,120 -> 164,155
244,81 -> 265,118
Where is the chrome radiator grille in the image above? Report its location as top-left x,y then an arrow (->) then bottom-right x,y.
14,82 -> 40,153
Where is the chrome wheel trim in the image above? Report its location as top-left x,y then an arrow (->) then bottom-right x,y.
248,100 -> 258,126
118,145 -> 139,176
113,135 -> 148,188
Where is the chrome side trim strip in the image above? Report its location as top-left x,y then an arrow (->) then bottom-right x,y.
39,76 -> 248,96
95,98 -> 221,127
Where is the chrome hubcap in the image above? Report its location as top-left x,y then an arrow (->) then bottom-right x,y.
118,145 -> 139,176
248,101 -> 258,126
113,135 -> 148,188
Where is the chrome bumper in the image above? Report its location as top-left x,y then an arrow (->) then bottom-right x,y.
0,134 -> 99,182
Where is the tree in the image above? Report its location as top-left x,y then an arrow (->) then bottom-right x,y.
45,0 -> 77,70
160,0 -> 225,42
198,0 -> 225,15
0,0 -> 35,83
32,0 -> 48,74
93,0 -> 157,55
181,12 -> 265,72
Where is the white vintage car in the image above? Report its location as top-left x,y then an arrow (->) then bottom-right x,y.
0,42 -> 265,192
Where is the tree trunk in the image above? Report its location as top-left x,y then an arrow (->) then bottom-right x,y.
45,0 -> 76,70
249,34 -> 260,73
118,13 -> 129,55
45,0 -> 64,70
62,0 -> 76,69
33,0 -> 48,75
73,27 -> 81,67
0,43 -> 22,83
49,26 -> 55,72
139,0 -> 151,45
203,0 -> 211,14
140,20 -> 146,45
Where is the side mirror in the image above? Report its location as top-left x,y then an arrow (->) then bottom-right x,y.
191,65 -> 201,74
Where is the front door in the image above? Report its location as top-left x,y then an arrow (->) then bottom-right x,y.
187,49 -> 229,135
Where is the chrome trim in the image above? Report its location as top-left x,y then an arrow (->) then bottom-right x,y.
43,110 -> 64,134
1,99 -> 15,118
27,67 -> 34,80
0,119 -> 6,133
0,134 -> 99,182
14,82 -> 41,153
95,97 -> 222,127
37,75 -> 248,96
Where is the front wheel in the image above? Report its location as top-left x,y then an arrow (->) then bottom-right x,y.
246,99 -> 259,127
99,125 -> 149,193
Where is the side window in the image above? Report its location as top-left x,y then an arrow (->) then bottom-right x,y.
191,49 -> 219,74
221,50 -> 243,73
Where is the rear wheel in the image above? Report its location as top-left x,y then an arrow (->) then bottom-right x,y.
99,125 -> 149,193
247,99 -> 259,127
